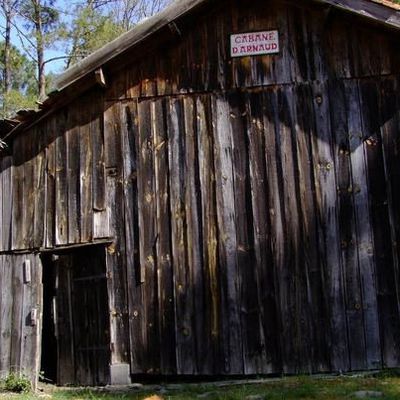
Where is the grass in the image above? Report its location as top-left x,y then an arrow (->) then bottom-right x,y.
2,373 -> 400,399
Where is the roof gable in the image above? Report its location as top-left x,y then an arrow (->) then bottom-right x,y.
54,0 -> 400,93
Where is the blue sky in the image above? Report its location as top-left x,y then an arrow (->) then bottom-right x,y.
0,0 -> 75,76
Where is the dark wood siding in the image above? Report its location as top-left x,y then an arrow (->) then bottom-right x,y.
2,0 -> 400,383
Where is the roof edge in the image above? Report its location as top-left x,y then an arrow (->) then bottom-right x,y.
316,0 -> 400,28
54,0 -> 208,92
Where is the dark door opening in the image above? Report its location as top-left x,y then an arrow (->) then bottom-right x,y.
40,254 -> 57,383
40,245 -> 110,386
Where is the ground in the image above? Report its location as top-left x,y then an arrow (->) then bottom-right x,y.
2,372 -> 400,399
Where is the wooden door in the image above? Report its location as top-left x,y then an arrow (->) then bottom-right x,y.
54,246 -> 110,386
0,254 -> 42,387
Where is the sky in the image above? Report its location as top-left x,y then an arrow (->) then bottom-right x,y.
0,0 -> 77,77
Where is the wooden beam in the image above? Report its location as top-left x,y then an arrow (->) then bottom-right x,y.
95,68 -> 107,88
39,239 -> 113,254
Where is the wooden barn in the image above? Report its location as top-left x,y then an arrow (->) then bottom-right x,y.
1,0 -> 400,387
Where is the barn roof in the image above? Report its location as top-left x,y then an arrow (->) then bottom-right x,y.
1,0 -> 400,142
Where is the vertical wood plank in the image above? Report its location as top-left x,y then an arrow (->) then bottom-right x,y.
167,97 -> 194,374
20,254 -> 42,384
92,91 -> 108,239
23,132 -> 35,249
294,83 -> 330,372
196,95 -> 220,374
137,99 -> 159,373
213,94 -> 243,374
229,91 -> 266,375
33,125 -> 47,248
45,117 -> 57,248
183,96 -> 205,374
329,79 -> 365,371
2,156 -> 12,251
103,102 -> 130,368
378,76 -> 400,367
12,136 -> 24,250
55,112 -> 69,245
246,91 -> 281,374
0,255 -> 13,376
10,256 -> 24,372
345,79 -> 381,369
122,101 -> 146,374
80,96 -> 94,242
66,106 -> 81,244
152,99 -> 176,374
312,80 -> 350,372
276,86 -> 307,373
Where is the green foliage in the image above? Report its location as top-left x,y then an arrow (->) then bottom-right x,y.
0,43 -> 36,94
1,372 -> 31,393
66,4 -> 124,66
19,0 -> 60,34
0,42 -> 37,117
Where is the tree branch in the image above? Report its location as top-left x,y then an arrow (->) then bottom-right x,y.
43,54 -> 87,65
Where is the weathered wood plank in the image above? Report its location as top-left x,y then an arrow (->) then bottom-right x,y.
33,125 -> 47,248
294,83 -> 330,372
103,101 -> 130,368
311,80 -> 349,372
213,94 -> 243,374
45,117 -> 57,248
66,106 -> 81,244
10,256 -> 24,372
0,255 -> 13,376
12,136 -> 25,250
345,79 -> 381,370
246,90 -> 281,374
183,96 -> 205,374
329,78 -> 364,371
22,132 -> 35,249
276,86 -> 307,373
122,100 -> 146,374
167,97 -> 195,374
151,98 -> 176,374
378,76 -> 400,367
55,113 -> 69,245
196,95 -> 219,374
261,88 -> 285,373
79,96 -> 94,242
137,99 -> 159,373
228,91 -> 264,375
20,254 -> 42,384
92,93 -> 106,211
92,92 -> 108,239
1,156 -> 12,251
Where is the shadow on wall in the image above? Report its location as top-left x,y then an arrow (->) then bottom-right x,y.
1,73 -> 400,376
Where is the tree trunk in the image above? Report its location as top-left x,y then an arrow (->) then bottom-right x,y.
32,0 -> 46,99
4,1 -> 11,94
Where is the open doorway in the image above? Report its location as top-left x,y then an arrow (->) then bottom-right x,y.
40,245 -> 111,386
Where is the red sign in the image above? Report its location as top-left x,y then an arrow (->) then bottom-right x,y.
230,30 -> 279,57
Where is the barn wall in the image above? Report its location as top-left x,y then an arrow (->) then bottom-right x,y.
111,76 -> 400,375
105,0 -> 400,101
1,0 -> 400,382
1,89 -> 108,252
